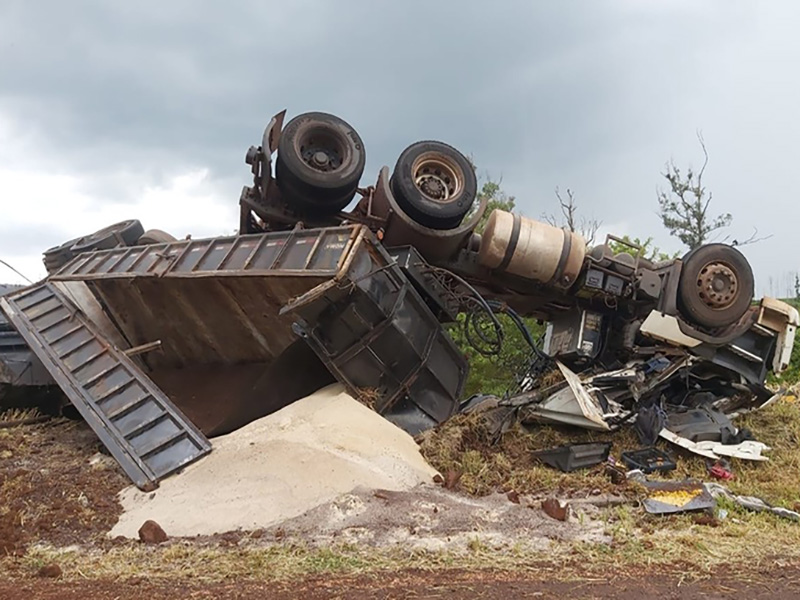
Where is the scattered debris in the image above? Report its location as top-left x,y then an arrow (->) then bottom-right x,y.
605,463 -> 628,485
620,447 -> 676,474
706,483 -> 800,521
642,480 -> 716,515
533,442 -> 612,473
660,428 -> 771,461
707,459 -> 735,481
541,497 -> 569,521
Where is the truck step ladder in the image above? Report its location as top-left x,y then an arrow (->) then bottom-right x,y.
0,282 -> 211,490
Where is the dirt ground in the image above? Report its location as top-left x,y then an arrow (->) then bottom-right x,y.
3,415 -> 800,599
0,417 -> 127,555
3,567 -> 800,600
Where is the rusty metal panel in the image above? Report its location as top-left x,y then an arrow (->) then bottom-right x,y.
46,226 -> 366,370
289,239 -> 468,434
52,226 -> 361,281
0,283 -> 211,490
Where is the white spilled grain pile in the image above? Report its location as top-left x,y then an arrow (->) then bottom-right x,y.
109,384 -> 438,538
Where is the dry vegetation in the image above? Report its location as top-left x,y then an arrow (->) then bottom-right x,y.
418,410 -> 640,498
419,395 -> 800,508
1,398 -> 800,583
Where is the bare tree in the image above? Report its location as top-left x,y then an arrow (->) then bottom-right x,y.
544,187 -> 601,246
657,133 -> 732,250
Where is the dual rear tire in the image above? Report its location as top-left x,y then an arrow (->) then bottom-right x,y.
275,113 -> 477,229
275,112 -> 366,216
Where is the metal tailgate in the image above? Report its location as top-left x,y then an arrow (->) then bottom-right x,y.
0,282 -> 211,490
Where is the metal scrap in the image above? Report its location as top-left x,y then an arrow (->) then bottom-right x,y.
706,483 -> 800,521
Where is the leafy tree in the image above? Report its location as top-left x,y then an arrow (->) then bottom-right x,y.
450,313 -> 544,398
606,235 -> 678,262
475,180 -> 516,234
657,134 -> 732,250
452,179 -> 546,397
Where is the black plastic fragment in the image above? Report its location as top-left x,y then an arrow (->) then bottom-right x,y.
621,447 -> 676,474
533,442 -> 612,473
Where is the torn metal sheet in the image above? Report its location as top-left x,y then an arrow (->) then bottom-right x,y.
659,428 -> 719,459
696,440 -> 770,462
659,428 -> 770,461
706,483 -> 800,521
642,480 -> 715,515
522,362 -> 615,431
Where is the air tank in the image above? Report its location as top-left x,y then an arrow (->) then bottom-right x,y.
478,210 -> 586,289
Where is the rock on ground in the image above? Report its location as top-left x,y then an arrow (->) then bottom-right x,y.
138,519 -> 168,544
110,384 -> 438,538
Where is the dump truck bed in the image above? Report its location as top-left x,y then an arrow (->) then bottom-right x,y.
51,225 -> 467,435
52,226 -> 360,370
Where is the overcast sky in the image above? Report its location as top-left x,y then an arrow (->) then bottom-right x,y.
1,1 -> 798,296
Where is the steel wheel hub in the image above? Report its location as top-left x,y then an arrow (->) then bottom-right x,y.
697,262 -> 738,309
413,154 -> 461,202
299,132 -> 344,173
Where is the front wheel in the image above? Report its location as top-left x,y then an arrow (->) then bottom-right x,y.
677,244 -> 754,329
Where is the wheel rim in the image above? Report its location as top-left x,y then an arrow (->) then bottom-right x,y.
411,152 -> 463,202
295,127 -> 348,173
696,261 -> 739,310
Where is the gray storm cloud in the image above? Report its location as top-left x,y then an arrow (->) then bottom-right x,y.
0,0 -> 798,294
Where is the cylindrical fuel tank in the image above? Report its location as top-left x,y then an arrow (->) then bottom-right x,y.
478,210 -> 586,289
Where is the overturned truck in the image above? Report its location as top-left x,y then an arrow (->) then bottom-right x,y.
1,109 -> 797,489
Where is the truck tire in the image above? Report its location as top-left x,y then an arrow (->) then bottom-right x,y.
138,229 -> 177,245
42,237 -> 82,274
275,112 -> 366,215
71,220 -> 145,253
390,141 -> 477,230
678,244 -> 754,329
